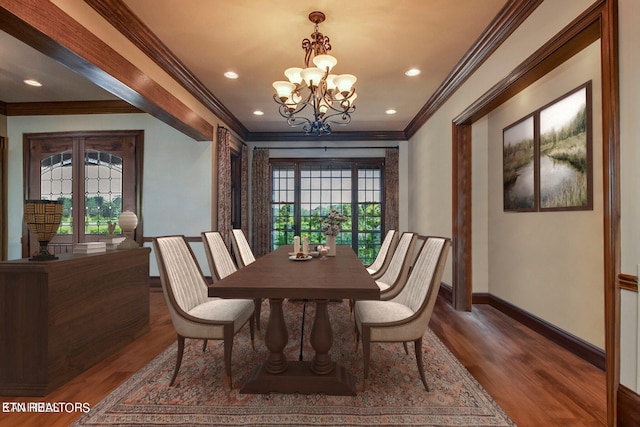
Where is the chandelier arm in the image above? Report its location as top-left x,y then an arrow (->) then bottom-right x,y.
322,109 -> 353,125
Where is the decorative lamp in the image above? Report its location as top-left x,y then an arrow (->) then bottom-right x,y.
272,11 -> 357,136
24,199 -> 63,261
117,210 -> 139,249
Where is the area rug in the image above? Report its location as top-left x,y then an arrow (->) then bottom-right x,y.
72,300 -> 515,426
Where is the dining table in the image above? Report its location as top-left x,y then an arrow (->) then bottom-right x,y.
208,245 -> 380,395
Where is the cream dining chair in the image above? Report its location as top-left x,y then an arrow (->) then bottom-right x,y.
230,228 -> 256,268
203,230 -> 262,334
350,232 -> 416,317
365,229 -> 398,280
153,235 -> 255,388
354,236 -> 450,391
374,232 -> 418,300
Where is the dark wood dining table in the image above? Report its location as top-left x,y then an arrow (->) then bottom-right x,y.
208,245 -> 379,395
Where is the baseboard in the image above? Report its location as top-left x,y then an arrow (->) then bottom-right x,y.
437,284 -> 605,370
618,384 -> 640,427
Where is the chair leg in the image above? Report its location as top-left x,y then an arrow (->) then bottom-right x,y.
202,339 -> 208,352
170,335 -> 185,386
414,337 -> 429,391
362,328 -> 371,391
403,342 -> 409,355
223,324 -> 234,389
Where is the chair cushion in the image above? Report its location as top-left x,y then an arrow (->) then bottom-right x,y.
366,267 -> 376,275
188,298 -> 255,331
355,300 -> 414,325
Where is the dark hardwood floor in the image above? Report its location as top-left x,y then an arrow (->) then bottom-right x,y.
0,289 -> 606,426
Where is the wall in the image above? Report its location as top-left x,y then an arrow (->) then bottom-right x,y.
6,113 -> 213,276
618,0 -> 640,392
487,42 -> 603,347
407,0 -> 599,341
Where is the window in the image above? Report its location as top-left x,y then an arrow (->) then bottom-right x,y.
270,159 -> 384,264
23,131 -> 143,256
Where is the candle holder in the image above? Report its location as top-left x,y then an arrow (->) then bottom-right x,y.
24,200 -> 63,261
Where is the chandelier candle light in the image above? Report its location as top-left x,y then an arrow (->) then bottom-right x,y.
272,11 -> 357,136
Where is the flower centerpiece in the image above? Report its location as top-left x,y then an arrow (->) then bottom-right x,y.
321,209 -> 347,256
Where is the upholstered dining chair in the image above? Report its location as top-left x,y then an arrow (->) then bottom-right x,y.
350,232 -> 416,318
203,231 -> 262,334
374,232 -> 418,300
354,236 -> 450,391
365,229 -> 398,280
230,228 -> 256,268
153,235 -> 255,388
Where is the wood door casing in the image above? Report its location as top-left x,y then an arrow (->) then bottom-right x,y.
22,130 -> 143,258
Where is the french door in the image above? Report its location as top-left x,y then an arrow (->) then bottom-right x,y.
23,131 -> 143,257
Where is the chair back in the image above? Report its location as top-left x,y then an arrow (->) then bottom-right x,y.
230,229 -> 256,268
392,236 -> 450,321
202,231 -> 237,281
376,232 -> 416,289
366,229 -> 397,273
153,236 -> 210,328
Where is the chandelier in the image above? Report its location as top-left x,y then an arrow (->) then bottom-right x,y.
272,11 -> 357,136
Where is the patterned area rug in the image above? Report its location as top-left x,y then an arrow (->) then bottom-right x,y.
73,300 -> 515,426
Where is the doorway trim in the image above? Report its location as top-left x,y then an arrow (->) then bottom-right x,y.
451,1 -> 619,424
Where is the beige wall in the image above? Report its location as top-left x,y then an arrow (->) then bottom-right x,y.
487,42 -> 603,347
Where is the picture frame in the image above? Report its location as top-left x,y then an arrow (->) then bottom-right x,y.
538,83 -> 592,211
502,81 -> 592,212
503,115 -> 536,212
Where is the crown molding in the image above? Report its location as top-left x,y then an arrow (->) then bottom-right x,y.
405,0 -> 543,138
245,130 -> 407,143
84,0 -> 540,143
85,0 -> 250,140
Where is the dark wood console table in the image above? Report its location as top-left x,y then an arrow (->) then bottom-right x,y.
0,248 -> 151,396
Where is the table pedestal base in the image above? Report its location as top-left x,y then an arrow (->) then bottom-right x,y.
239,361 -> 357,396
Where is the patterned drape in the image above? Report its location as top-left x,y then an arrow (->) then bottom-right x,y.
217,127 -> 231,245
251,148 -> 270,257
241,144 -> 249,236
385,148 -> 399,232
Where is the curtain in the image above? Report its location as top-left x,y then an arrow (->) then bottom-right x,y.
251,148 -> 270,257
241,144 -> 249,237
384,148 -> 399,232
217,127 -> 232,245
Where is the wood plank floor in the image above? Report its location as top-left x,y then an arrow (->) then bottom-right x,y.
0,289 -> 606,426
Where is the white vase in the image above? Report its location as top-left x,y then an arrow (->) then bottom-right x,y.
118,210 -> 139,249
325,234 -> 336,256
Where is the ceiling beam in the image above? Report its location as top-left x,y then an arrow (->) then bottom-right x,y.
0,0 -> 213,141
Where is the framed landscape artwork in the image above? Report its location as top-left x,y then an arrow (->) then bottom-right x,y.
503,116 -> 536,211
503,81 -> 592,212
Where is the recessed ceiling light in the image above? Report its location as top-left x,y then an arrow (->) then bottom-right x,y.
224,71 -> 239,79
253,110 -> 264,116
24,79 -> 42,87
404,68 -> 421,77
385,109 -> 397,115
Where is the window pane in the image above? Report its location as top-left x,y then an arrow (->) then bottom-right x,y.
270,160 -> 383,263
41,152 -> 73,235
84,150 -> 123,235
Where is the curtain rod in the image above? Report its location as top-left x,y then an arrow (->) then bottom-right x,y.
253,145 -> 398,151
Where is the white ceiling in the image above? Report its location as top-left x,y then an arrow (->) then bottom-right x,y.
1,0 -> 507,135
